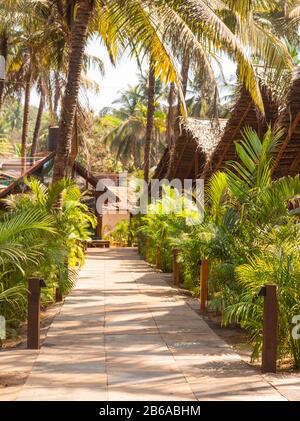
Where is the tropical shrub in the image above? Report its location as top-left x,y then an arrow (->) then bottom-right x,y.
0,178 -> 96,331
139,186 -> 201,273
105,219 -> 138,247
142,127 -> 300,368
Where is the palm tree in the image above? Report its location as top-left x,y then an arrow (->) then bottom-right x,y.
144,57 -> 156,183
52,0 -> 95,182
52,0 -> 289,181
166,49 -> 191,178
31,79 -> 46,157
166,82 -> 176,147
101,77 -> 167,170
3,1 -> 55,170
0,30 -> 8,113
21,67 -> 32,172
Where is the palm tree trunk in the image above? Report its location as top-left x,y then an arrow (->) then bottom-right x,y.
144,56 -> 156,183
31,90 -> 45,157
167,52 -> 190,179
54,70 -> 61,121
68,110 -> 79,169
166,82 -> 176,148
46,78 -> 55,126
52,0 -> 94,182
21,70 -> 32,174
176,51 -> 190,131
0,31 -> 8,113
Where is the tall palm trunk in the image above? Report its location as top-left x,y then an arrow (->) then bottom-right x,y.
31,90 -> 45,157
69,111 -> 79,169
144,56 -> 156,183
54,70 -> 61,121
0,31 -> 8,113
46,77 -> 55,126
52,0 -> 94,182
176,51 -> 190,132
21,70 -> 32,174
167,52 -> 190,179
166,82 -> 176,148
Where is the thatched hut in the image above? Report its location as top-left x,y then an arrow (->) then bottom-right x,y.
201,84 -> 279,179
153,118 -> 226,181
272,70 -> 300,177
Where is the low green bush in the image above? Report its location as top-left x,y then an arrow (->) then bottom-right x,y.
0,178 -> 96,329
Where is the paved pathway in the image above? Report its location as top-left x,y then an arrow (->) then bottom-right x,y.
16,248 -> 288,401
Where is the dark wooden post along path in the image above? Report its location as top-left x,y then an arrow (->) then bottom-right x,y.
27,278 -> 46,349
260,284 -> 278,373
173,248 -> 180,287
200,259 -> 209,314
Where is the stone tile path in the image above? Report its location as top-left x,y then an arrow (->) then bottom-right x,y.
15,248 -> 288,401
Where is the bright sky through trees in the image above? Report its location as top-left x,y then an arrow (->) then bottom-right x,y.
30,36 -> 236,114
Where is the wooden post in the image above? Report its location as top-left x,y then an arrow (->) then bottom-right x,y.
27,278 -> 45,349
261,284 -> 278,373
173,248 -> 180,287
95,214 -> 103,239
55,287 -> 63,302
145,238 -> 150,261
155,246 -> 161,270
128,213 -> 133,247
200,259 -> 209,314
94,191 -> 104,239
138,232 -> 141,255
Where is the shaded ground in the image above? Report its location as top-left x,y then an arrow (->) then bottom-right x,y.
162,273 -> 253,362
11,248 -> 286,401
2,248 -> 300,401
0,301 -> 63,400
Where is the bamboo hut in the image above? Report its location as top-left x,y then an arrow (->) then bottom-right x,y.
272,70 -> 300,177
153,119 -> 226,181
201,84 -> 279,179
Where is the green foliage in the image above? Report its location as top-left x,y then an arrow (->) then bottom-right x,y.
0,99 -> 50,156
0,178 -> 96,328
140,127 -> 300,368
140,186 -> 201,273
101,80 -> 167,171
106,219 -> 138,247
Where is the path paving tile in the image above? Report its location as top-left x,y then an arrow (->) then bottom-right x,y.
15,248 -> 291,401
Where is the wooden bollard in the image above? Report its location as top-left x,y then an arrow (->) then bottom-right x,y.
173,248 -> 180,287
260,284 -> 278,373
55,287 -> 63,302
145,238 -> 150,261
95,214 -> 103,239
27,278 -> 46,349
200,259 -> 209,314
155,246 -> 161,270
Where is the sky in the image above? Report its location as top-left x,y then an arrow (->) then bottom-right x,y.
30,37 -> 236,114
83,38 -> 142,112
30,37 -> 141,113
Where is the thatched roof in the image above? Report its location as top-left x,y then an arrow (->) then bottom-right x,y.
153,147 -> 170,180
154,118 -> 226,181
201,84 -> 279,179
272,70 -> 300,177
